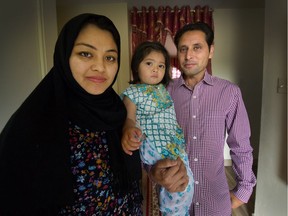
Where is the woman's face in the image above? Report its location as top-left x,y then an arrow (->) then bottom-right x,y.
69,24 -> 119,95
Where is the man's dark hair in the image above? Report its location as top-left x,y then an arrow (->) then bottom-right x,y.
174,22 -> 214,50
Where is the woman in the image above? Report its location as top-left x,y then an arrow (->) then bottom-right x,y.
0,13 -> 142,215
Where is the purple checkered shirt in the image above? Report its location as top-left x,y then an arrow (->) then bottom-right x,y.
167,72 -> 256,216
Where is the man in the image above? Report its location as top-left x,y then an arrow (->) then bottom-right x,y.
122,22 -> 256,216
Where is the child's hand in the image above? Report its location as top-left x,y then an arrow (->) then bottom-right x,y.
122,126 -> 143,155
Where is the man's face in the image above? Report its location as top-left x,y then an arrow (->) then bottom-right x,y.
177,30 -> 214,79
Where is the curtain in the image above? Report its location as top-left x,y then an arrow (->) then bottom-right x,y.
130,5 -> 214,74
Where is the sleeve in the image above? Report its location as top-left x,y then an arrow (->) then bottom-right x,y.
225,86 -> 257,203
121,85 -> 138,105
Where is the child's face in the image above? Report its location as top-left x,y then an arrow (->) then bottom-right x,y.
138,51 -> 166,85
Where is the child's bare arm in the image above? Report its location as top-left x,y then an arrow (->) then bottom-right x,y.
122,96 -> 142,155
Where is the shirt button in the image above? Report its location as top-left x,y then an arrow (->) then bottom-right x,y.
193,136 -> 197,140
195,181 -> 199,184
192,115 -> 196,118
193,95 -> 197,99
195,202 -> 200,206
194,158 -> 198,162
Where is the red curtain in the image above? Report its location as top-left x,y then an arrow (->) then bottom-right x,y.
131,5 -> 214,74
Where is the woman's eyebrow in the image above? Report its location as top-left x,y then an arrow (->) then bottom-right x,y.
74,42 -> 96,50
74,42 -> 118,54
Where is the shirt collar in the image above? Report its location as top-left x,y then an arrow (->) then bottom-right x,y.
177,70 -> 214,87
203,71 -> 214,86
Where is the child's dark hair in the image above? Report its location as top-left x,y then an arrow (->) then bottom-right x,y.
130,41 -> 171,86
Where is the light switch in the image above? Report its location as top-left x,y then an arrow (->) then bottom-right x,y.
277,78 -> 287,94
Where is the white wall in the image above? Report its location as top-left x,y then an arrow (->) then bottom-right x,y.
254,0 -> 287,215
0,0 -> 57,131
1,1 -> 286,214
213,8 -> 265,160
55,5 -> 265,162
39,0 -> 58,73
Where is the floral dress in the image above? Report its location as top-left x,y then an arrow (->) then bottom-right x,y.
58,123 -> 142,216
122,84 -> 194,216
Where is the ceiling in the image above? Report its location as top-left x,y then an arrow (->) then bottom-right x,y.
57,0 -> 265,9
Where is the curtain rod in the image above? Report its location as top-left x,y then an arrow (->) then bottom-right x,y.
131,9 -> 213,13
133,8 -> 213,13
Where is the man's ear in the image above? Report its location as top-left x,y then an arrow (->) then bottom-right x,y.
209,44 -> 215,59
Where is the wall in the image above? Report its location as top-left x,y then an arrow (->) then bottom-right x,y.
254,0 -> 287,215
56,2 -> 131,94
1,1 -> 286,214
0,2 -> 265,162
213,8 -> 265,160
55,4 -> 265,163
39,0 -> 58,74
0,0 -> 57,131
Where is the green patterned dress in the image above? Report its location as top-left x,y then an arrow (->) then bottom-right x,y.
121,84 -> 194,216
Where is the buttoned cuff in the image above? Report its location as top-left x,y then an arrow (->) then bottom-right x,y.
231,180 -> 256,203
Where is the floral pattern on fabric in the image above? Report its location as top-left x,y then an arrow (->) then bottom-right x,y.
58,123 -> 142,216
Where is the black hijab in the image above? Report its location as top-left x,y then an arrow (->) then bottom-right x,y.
0,13 -> 141,215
